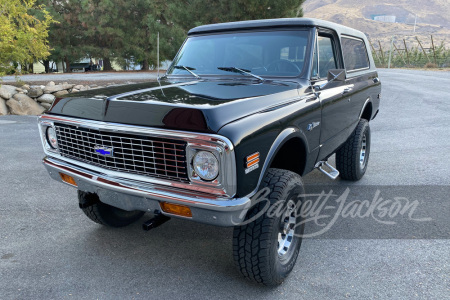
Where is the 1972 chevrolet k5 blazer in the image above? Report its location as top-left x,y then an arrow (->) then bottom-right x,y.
39,18 -> 381,285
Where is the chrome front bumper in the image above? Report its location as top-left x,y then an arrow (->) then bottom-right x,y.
43,156 -> 251,226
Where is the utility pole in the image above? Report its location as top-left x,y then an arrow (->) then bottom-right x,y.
413,15 -> 417,33
157,32 -> 160,78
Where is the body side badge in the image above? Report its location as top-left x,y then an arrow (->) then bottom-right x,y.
245,152 -> 260,174
307,121 -> 320,131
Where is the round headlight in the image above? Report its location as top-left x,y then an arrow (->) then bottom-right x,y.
46,127 -> 58,149
193,151 -> 219,181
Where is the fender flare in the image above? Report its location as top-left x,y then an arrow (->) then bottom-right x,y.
249,127 -> 310,197
359,97 -> 372,120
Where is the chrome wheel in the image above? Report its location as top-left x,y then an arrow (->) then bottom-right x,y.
359,133 -> 367,168
277,200 -> 297,257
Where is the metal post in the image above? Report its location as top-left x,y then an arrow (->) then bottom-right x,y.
157,32 -> 160,78
388,36 -> 394,68
403,39 -> 410,65
416,36 -> 430,63
430,35 -> 437,65
393,43 -> 406,65
378,40 -> 385,65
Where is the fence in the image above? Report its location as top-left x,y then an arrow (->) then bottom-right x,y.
370,36 -> 450,68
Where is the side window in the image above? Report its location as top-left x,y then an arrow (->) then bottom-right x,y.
311,35 -> 337,79
318,36 -> 337,78
341,37 -> 369,71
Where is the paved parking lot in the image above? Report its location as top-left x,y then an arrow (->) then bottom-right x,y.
0,69 -> 449,299
1,72 -> 158,84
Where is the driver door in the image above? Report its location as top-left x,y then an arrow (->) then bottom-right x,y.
313,32 -> 354,161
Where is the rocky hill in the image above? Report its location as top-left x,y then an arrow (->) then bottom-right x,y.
303,0 -> 450,48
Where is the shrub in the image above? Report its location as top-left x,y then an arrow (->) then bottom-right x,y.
424,62 -> 438,68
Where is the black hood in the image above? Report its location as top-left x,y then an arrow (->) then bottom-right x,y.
48,79 -> 300,133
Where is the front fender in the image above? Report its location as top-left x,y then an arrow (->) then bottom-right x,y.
219,112 -> 315,198
253,127 -> 311,196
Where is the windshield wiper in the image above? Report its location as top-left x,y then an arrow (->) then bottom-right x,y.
217,67 -> 264,82
173,65 -> 201,79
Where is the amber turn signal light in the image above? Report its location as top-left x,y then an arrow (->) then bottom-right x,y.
60,173 -> 77,186
160,202 -> 192,217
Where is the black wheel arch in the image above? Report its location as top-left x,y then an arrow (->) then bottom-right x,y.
360,98 -> 373,121
252,127 -> 311,196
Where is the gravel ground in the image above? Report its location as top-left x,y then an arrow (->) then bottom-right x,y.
0,69 -> 449,299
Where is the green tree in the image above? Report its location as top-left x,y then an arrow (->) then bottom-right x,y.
34,0 -> 305,73
77,0 -> 127,70
33,0 -> 86,73
121,0 -> 185,70
170,0 -> 304,30
0,0 -> 54,76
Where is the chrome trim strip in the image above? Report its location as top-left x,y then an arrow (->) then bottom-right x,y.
43,156 -> 249,211
38,115 -> 237,197
346,66 -> 370,73
359,98 -> 371,119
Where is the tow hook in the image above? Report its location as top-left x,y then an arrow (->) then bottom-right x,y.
142,211 -> 171,231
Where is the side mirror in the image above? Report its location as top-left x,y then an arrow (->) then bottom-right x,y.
327,69 -> 346,82
315,69 -> 346,91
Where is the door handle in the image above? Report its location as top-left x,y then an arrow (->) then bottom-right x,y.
342,87 -> 352,95
305,95 -> 319,102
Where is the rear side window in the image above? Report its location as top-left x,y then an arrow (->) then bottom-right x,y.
341,37 -> 369,71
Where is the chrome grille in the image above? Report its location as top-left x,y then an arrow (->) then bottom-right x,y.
54,123 -> 188,182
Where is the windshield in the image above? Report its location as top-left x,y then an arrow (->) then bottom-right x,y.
167,30 -> 311,78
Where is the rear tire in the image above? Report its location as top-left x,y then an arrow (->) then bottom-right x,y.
336,119 -> 371,181
78,191 -> 145,227
232,168 -> 304,286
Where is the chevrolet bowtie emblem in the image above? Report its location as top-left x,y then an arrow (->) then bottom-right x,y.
94,146 -> 113,156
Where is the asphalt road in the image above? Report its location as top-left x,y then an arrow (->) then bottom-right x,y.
1,69 -> 449,299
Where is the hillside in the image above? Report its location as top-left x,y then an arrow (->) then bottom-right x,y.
303,0 -> 450,49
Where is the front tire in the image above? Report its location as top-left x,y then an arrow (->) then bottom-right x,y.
78,191 -> 145,227
336,119 -> 371,181
232,168 -> 304,286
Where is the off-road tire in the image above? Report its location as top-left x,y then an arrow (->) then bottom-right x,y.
232,168 -> 305,286
336,119 -> 371,181
78,191 -> 145,227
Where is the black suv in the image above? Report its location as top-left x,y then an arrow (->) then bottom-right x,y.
38,18 -> 381,285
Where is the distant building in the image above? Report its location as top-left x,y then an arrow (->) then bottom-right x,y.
33,61 -> 64,73
373,15 -> 396,23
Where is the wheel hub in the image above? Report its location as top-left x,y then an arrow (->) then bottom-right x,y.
360,133 -> 367,168
277,200 -> 297,257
